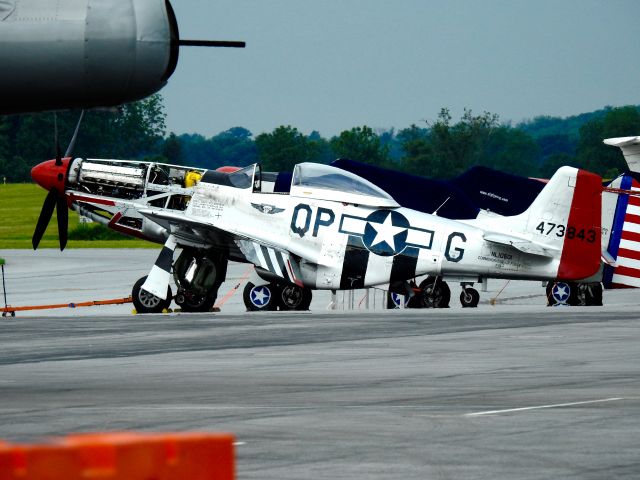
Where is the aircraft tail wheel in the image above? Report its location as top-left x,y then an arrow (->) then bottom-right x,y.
460,288 -> 480,308
279,284 -> 312,311
243,282 -> 279,311
418,277 -> 451,308
132,276 -> 172,314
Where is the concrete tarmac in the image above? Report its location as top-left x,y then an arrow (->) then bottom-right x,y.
1,308 -> 639,479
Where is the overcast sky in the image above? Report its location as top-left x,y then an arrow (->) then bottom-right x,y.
162,0 -> 640,138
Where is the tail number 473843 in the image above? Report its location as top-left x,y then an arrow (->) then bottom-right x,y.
535,221 -> 596,243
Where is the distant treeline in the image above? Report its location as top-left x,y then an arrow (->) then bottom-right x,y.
1,94 -> 639,183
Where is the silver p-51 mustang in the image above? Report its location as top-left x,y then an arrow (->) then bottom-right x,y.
31,156 -> 602,312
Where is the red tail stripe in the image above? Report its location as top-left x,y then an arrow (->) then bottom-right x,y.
616,248 -> 640,261
557,169 -> 602,280
628,195 -> 640,207
624,213 -> 640,225
614,265 -> 640,279
621,230 -> 640,243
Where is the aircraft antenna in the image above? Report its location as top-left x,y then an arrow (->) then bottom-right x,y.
432,197 -> 450,216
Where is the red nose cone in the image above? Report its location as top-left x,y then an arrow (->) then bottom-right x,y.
31,158 -> 71,192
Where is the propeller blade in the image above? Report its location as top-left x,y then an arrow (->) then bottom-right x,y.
65,110 -> 85,158
178,40 -> 245,48
54,113 -> 62,166
32,189 -> 58,250
56,195 -> 68,251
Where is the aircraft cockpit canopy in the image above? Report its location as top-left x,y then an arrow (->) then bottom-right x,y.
290,163 -> 399,207
202,164 -> 257,189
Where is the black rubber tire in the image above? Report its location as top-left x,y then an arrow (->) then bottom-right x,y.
460,288 -> 480,308
278,284 -> 312,311
243,282 -> 279,311
132,276 -> 172,314
178,290 -> 218,312
585,283 -> 603,306
418,277 -> 451,308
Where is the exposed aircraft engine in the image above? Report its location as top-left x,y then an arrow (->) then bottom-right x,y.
0,0 -> 244,114
74,161 -> 147,191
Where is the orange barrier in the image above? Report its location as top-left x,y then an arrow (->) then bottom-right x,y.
0,432 -> 235,480
1,297 -> 133,316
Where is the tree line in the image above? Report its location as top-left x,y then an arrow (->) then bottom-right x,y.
1,94 -> 639,184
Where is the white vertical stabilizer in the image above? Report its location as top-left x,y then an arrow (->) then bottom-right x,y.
604,136 -> 640,172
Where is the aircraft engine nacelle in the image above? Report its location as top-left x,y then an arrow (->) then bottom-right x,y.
0,0 -> 180,114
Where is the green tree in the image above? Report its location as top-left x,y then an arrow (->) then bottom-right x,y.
329,126 -> 390,166
540,153 -> 581,179
397,124 -> 432,176
256,126 -> 322,171
210,127 -> 258,168
162,132 -> 183,165
478,127 -> 541,176
429,108 -> 500,178
399,108 -> 501,179
0,118 -> 9,182
577,106 -> 640,176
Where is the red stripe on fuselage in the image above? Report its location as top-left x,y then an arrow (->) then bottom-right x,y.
69,193 -> 116,207
557,170 -> 602,280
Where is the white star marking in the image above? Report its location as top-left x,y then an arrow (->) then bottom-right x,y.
554,285 -> 568,300
252,287 -> 269,305
369,212 -> 407,251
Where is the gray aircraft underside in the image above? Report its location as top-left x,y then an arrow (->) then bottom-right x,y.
0,0 -> 243,114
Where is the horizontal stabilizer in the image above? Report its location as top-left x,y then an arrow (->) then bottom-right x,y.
604,136 -> 640,172
483,232 -> 558,257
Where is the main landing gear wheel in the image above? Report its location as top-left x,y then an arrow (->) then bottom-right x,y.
278,284 -> 312,311
418,276 -> 450,308
132,276 -> 172,314
460,288 -> 480,308
174,291 -> 217,313
243,282 -> 279,311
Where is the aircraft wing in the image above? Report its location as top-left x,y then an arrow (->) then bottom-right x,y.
482,232 -> 559,257
138,208 -> 305,286
138,207 -> 253,265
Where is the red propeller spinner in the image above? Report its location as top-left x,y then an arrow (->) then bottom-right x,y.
31,157 -> 72,192
31,157 -> 72,251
